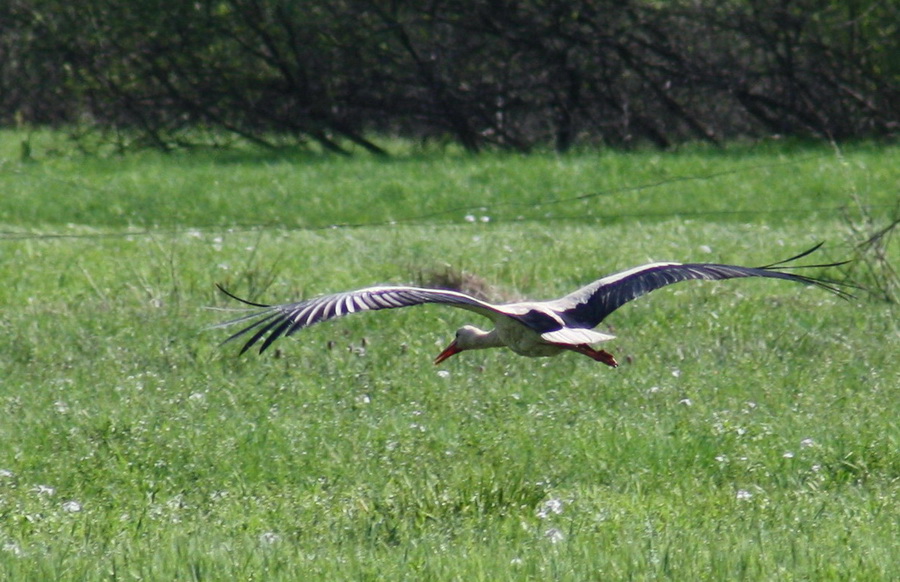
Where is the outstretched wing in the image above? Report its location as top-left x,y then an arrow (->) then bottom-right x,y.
551,243 -> 851,329
213,285 -> 502,354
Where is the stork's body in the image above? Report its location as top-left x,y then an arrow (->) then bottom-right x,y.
214,244 -> 848,366
442,317 -> 619,365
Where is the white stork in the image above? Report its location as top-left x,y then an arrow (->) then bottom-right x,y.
214,243 -> 849,366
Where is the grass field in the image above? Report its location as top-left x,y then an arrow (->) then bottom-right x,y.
1,132 -> 898,580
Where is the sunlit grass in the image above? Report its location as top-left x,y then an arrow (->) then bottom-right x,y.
1,131 -> 897,230
0,133 -> 897,579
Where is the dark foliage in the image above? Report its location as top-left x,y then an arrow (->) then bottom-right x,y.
2,0 -> 898,152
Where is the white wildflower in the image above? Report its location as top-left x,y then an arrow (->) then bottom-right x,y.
33,485 -> 56,497
2,542 -> 23,557
544,528 -> 565,544
259,532 -> 280,545
210,490 -> 229,501
537,498 -> 564,519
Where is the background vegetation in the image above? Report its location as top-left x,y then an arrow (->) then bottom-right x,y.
3,0 -> 899,152
0,134 -> 898,579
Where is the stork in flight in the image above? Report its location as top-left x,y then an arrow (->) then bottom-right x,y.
214,243 -> 849,367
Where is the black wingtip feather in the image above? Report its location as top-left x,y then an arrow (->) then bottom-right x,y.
216,284 -> 272,308
237,314 -> 287,355
258,317 -> 295,354
757,242 -> 825,269
218,311 -> 278,345
754,243 -> 856,300
756,242 -> 852,272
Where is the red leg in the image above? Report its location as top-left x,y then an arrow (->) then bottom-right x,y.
564,344 -> 619,367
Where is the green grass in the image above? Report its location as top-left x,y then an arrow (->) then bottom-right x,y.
0,132 -> 898,580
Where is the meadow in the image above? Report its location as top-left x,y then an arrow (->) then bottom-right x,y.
0,132 -> 898,580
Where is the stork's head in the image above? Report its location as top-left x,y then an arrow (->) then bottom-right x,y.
433,325 -> 491,364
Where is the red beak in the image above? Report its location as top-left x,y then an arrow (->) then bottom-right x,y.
434,340 -> 462,365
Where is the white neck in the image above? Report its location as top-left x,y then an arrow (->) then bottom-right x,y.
457,326 -> 505,351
